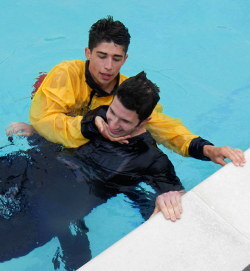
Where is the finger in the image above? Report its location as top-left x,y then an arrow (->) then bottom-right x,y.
113,137 -> 130,144
157,198 -> 171,220
150,206 -> 160,218
215,157 -> 227,166
167,194 -> 181,221
119,139 -> 129,144
222,148 -> 245,167
110,134 -> 131,141
5,128 -> 13,136
105,134 -> 131,143
97,125 -> 103,133
95,117 -> 106,133
167,191 -> 184,221
175,194 -> 182,217
5,123 -> 14,133
96,122 -> 104,133
225,149 -> 241,166
13,127 -> 22,134
176,192 -> 183,214
17,132 -> 28,137
166,203 -> 177,222
233,149 -> 246,166
157,193 -> 178,222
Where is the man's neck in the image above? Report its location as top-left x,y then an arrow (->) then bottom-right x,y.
130,127 -> 147,138
102,79 -> 118,94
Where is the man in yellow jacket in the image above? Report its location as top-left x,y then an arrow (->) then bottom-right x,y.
6,16 -> 245,167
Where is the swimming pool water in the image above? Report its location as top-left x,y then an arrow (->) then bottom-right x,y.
1,0 -> 249,270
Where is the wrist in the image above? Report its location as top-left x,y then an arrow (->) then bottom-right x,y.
188,137 -> 214,161
203,145 -> 214,158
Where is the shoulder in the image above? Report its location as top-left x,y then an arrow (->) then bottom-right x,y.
142,133 -> 173,172
119,73 -> 129,84
43,60 -> 86,86
56,59 -> 85,67
138,132 -> 170,170
54,60 -> 85,74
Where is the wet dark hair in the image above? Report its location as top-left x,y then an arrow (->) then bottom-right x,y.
115,72 -> 160,122
88,16 -> 131,53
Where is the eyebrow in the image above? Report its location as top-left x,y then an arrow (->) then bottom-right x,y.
96,51 -> 124,58
110,107 -> 132,123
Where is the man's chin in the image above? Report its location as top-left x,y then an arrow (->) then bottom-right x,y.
108,130 -> 124,138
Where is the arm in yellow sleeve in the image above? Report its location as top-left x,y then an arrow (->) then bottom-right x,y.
29,61 -> 90,148
146,104 -> 199,157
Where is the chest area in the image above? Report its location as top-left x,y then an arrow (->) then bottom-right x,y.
81,140 -> 153,175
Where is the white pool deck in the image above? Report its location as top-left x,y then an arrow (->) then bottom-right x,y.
78,148 -> 250,271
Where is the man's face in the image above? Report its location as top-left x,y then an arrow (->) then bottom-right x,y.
85,42 -> 128,92
106,96 -> 145,138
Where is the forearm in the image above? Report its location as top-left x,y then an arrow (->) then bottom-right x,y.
30,112 -> 89,148
80,106 -> 108,139
188,137 -> 214,160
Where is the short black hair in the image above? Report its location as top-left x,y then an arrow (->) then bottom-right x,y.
88,16 -> 131,53
115,72 -> 160,121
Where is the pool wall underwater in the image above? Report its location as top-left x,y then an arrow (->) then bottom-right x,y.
0,1 -> 250,270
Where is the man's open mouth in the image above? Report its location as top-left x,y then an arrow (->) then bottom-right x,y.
100,73 -> 112,80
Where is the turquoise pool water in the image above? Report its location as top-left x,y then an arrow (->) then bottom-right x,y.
0,0 -> 249,270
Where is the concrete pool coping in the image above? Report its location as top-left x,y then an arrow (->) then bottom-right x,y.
78,148 -> 250,271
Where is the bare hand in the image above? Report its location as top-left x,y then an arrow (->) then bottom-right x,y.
95,116 -> 131,144
150,190 -> 185,222
5,122 -> 35,137
203,145 -> 246,167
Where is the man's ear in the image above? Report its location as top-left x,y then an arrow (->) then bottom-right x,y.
123,54 -> 128,64
85,48 -> 91,60
139,117 -> 151,127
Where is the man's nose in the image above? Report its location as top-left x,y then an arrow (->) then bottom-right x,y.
109,118 -> 120,130
104,58 -> 113,70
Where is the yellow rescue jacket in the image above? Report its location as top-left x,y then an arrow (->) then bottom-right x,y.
30,60 -> 198,156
